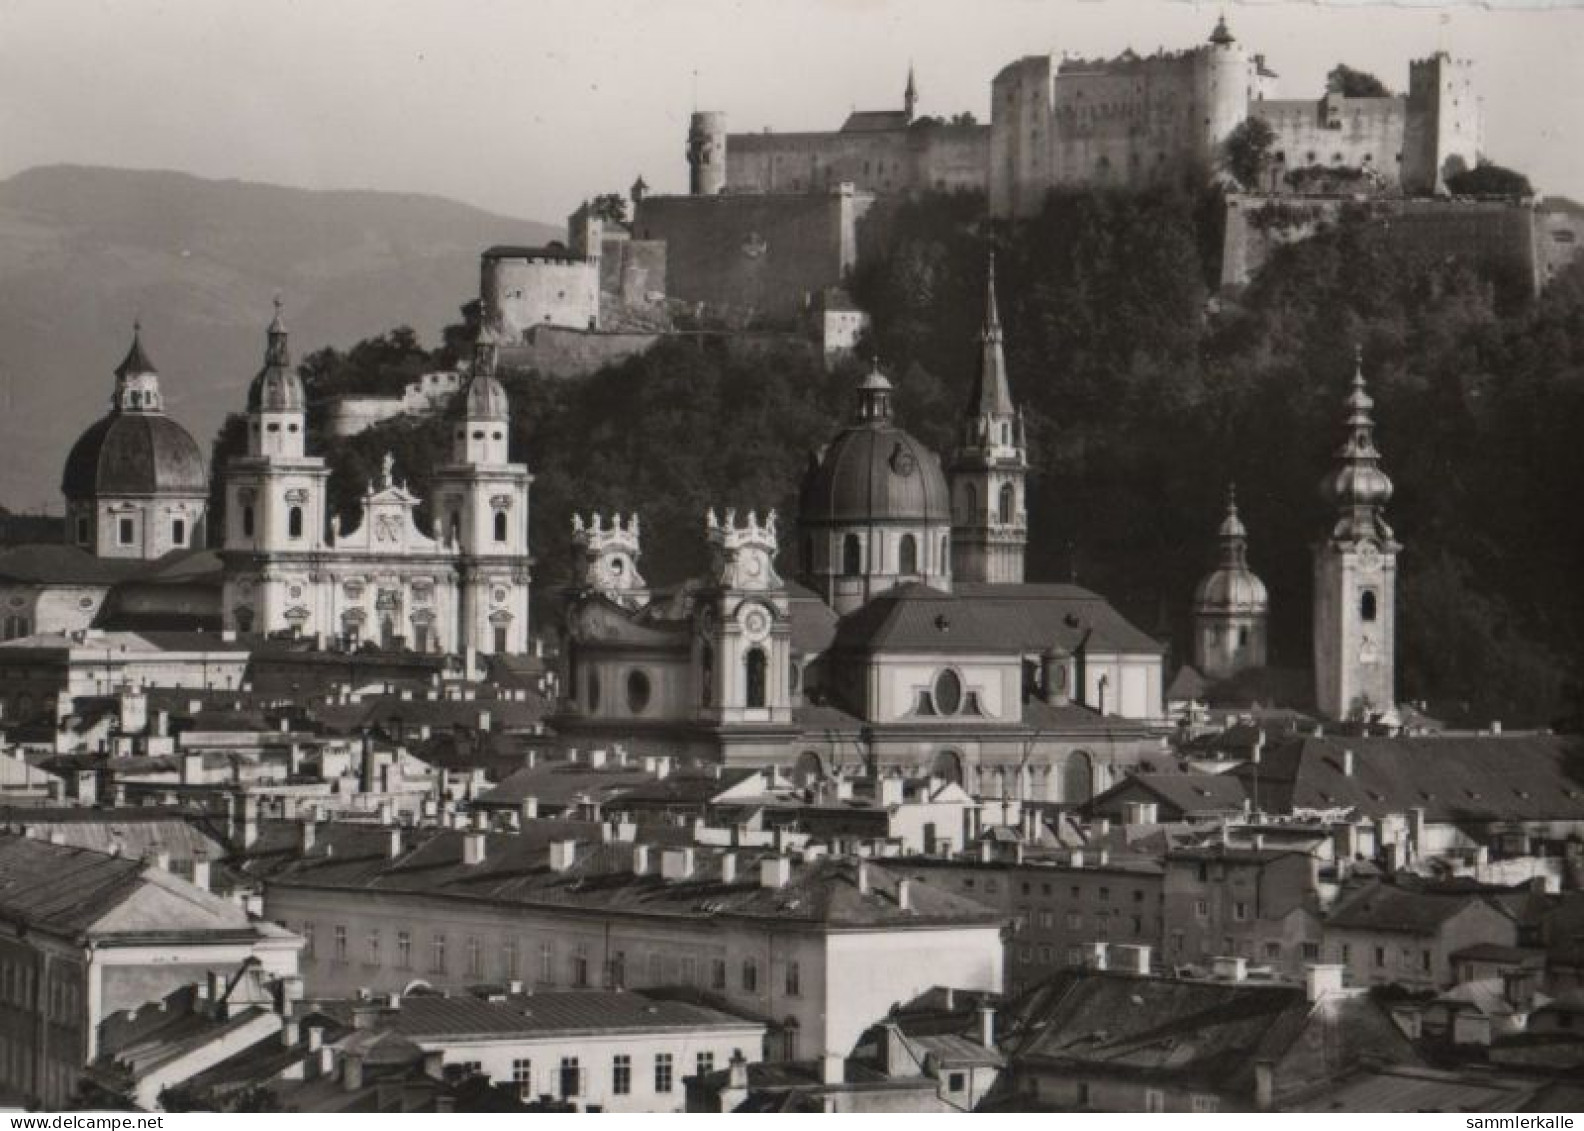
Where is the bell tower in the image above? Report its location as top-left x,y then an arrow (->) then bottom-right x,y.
428,324 -> 533,655
1313,351 -> 1400,721
948,252 -> 1028,584
697,508 -> 792,727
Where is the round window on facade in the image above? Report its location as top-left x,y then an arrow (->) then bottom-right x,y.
627,669 -> 652,715
934,668 -> 963,716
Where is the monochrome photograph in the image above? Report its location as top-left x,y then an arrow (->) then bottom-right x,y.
0,0 -> 1581,1116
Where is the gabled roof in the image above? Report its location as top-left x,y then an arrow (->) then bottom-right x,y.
1089,772 -> 1248,817
1326,880 -> 1511,937
830,582 -> 1162,656
477,761 -> 656,808
1006,969 -> 1416,1094
265,831 -> 1003,931
1227,734 -> 1584,821
841,110 -> 911,133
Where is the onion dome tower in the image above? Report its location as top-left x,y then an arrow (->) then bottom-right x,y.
798,360 -> 952,614
947,252 -> 1028,584
1192,484 -> 1269,680
1313,350 -> 1399,721
61,322 -> 208,559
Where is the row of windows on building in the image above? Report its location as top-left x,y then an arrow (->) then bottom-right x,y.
300,924 -> 802,996
497,1050 -> 723,1101
76,515 -> 189,547
0,959 -> 80,1023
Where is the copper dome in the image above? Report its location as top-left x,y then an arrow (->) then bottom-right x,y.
62,412 -> 207,500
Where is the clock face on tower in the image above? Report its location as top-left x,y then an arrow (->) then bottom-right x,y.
1357,541 -> 1381,571
742,606 -> 771,641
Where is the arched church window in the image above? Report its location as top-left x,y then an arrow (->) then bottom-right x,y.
1062,750 -> 1095,803
841,534 -> 862,577
493,511 -> 508,543
241,506 -> 255,538
1001,422 -> 1011,445
745,647 -> 768,709
899,534 -> 918,576
1360,590 -> 1378,622
288,506 -> 304,540
627,669 -> 651,715
587,671 -> 601,713
998,483 -> 1016,525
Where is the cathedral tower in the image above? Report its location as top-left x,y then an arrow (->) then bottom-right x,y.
221,302 -> 331,636
428,324 -> 533,655
1193,484 -> 1269,681
698,509 -> 793,727
1313,352 -> 1399,721
948,253 -> 1028,584
904,63 -> 919,122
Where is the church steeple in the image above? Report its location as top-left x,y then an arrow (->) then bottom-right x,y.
904,62 -> 919,121
948,251 -> 1028,584
246,298 -> 306,458
1313,348 -> 1399,722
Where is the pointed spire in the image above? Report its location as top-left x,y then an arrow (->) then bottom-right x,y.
1321,347 -> 1395,542
1209,13 -> 1234,45
1217,482 -> 1248,566
264,295 -> 290,369
904,61 -> 918,120
114,319 -> 158,380
965,250 -> 1015,421
472,317 -> 500,378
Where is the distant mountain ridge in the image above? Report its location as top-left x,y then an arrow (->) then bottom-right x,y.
0,164 -> 557,510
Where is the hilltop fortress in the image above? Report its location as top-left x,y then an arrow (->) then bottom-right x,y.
684,17 -> 1483,218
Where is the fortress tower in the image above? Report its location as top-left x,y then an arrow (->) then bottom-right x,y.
1403,52 -> 1482,195
688,111 -> 727,196
1313,352 -> 1400,721
1192,484 -> 1269,681
948,253 -> 1027,584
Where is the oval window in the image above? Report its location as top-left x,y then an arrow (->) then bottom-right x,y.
627,669 -> 651,714
934,669 -> 963,716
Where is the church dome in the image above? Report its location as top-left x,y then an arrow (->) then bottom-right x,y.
62,411 -> 207,499
460,371 -> 510,419
1193,485 -> 1268,614
246,301 -> 306,412
799,365 -> 949,525
62,328 -> 207,500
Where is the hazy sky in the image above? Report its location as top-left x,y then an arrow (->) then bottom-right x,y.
4,0 -> 1584,221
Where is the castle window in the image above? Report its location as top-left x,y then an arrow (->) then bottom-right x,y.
899,534 -> 918,576
171,519 -> 186,546
288,506 -> 304,539
627,669 -> 651,715
1360,589 -> 1378,622
494,511 -> 508,542
998,483 -> 1016,525
842,534 -> 862,576
745,647 -> 768,709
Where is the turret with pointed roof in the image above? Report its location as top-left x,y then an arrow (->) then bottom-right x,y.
947,252 -> 1028,584
1193,483 -> 1269,681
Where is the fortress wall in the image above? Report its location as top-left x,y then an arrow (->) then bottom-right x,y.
599,237 -> 668,308
1050,58 -> 1205,188
1222,193 -> 1551,294
482,255 -> 601,338
990,56 -> 1054,218
498,326 -> 662,379
1537,208 -> 1584,289
1256,96 -> 1407,189
634,191 -> 873,319
727,130 -> 914,195
912,125 -> 992,194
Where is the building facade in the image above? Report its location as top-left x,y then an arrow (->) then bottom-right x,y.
220,313 -> 532,656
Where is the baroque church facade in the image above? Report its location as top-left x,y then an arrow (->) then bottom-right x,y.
218,309 -> 532,656
554,261 -> 1167,803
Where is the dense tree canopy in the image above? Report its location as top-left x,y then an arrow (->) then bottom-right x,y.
1446,161 -> 1535,199
1223,118 -> 1277,190
1326,64 -> 1391,97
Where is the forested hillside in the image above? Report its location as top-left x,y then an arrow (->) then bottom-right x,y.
231,188 -> 1584,727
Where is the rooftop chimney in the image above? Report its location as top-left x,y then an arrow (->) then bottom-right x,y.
463,831 -> 487,865
760,855 -> 792,889
632,844 -> 652,876
1304,963 -> 1345,1003
387,828 -> 403,860
720,852 -> 737,884
896,878 -> 912,911
1088,941 -> 1109,971
977,1002 -> 995,1049
299,819 -> 316,854
661,847 -> 695,881
548,840 -> 578,872
1341,749 -> 1355,777
1213,955 -> 1248,983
